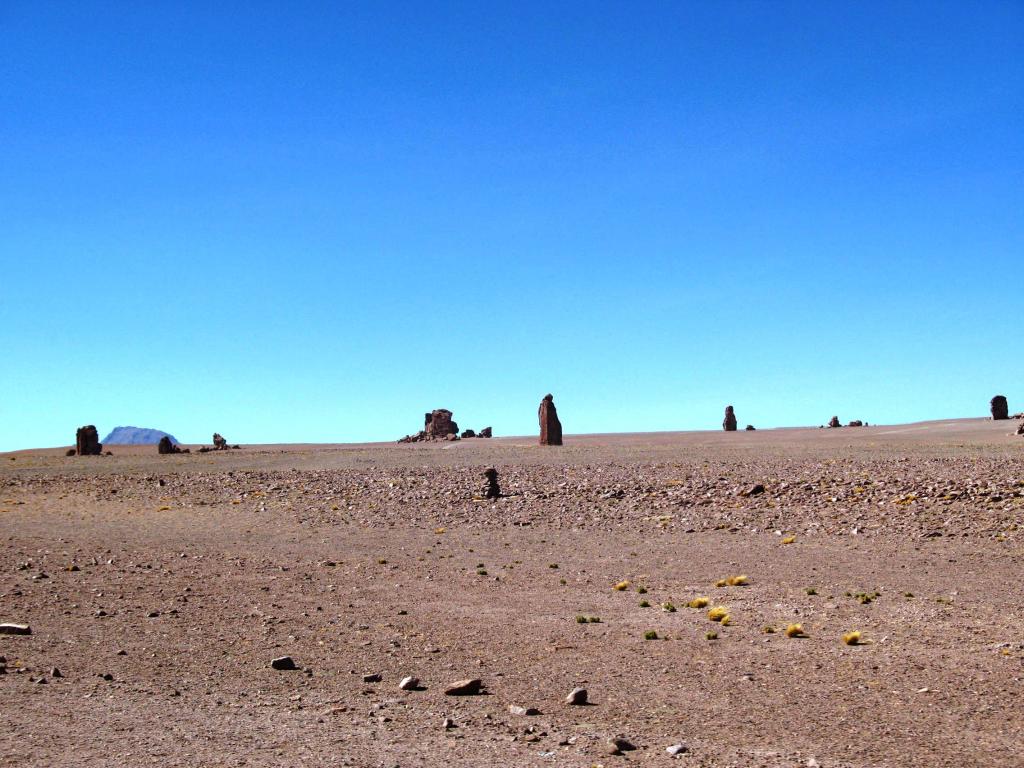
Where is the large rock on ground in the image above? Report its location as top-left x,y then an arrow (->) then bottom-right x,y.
538,394 -> 563,446
990,395 -> 1009,420
75,426 -> 102,456
723,406 -> 737,432
425,409 -> 459,439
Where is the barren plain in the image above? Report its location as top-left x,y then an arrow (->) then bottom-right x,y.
1,418 -> 1022,767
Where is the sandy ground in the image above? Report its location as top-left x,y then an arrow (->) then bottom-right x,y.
1,419 -> 1022,767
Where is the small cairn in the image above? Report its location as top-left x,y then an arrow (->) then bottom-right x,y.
482,468 -> 501,500
990,395 -> 1009,421
538,394 -> 563,446
75,425 -> 102,456
723,406 -> 737,432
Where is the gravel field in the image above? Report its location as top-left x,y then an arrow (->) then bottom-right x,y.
1,418 -> 1022,767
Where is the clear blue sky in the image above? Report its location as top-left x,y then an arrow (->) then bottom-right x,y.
2,2 -> 1022,450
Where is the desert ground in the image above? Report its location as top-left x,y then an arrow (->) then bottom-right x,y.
1,418 -> 1022,767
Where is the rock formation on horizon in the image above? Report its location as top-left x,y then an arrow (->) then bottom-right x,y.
102,426 -> 178,445
723,406 -> 737,432
157,436 -> 189,454
828,416 -> 841,428
425,409 -> 459,439
848,420 -> 864,427
399,409 -> 467,443
990,395 -> 1009,420
745,424 -> 756,431
75,425 -> 102,456
213,433 -> 228,450
539,394 -> 563,446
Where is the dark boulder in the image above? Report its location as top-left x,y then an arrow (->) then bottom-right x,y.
157,436 -> 188,455
723,406 -> 737,432
991,395 -> 1009,421
75,426 -> 102,456
828,416 -> 841,428
482,467 -> 501,499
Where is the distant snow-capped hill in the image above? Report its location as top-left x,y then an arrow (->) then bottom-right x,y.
101,426 -> 179,445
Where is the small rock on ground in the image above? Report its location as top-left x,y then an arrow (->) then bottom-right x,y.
443,678 -> 482,696
270,656 -> 297,671
398,676 -> 420,690
565,687 -> 588,705
509,705 -> 541,716
606,737 -> 637,755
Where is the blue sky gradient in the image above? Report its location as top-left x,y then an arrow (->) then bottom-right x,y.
2,2 -> 1022,449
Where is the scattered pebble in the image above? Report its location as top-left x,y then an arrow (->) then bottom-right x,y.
606,737 -> 637,755
509,705 -> 541,716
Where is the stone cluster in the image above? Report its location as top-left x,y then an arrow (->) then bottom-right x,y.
197,434 -> 241,453
399,410 -> 493,443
